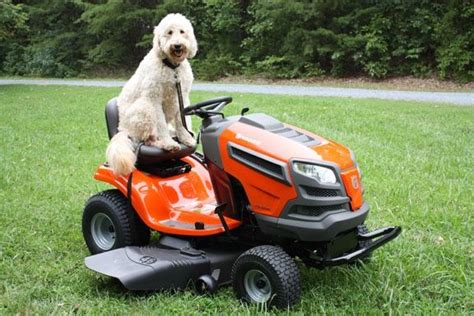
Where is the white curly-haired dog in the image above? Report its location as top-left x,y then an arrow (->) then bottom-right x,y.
106,13 -> 197,176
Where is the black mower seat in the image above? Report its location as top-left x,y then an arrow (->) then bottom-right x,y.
105,98 -> 196,166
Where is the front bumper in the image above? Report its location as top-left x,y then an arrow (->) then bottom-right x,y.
255,202 -> 370,242
315,226 -> 402,266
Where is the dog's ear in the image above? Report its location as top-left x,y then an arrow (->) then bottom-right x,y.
187,28 -> 198,59
153,26 -> 166,59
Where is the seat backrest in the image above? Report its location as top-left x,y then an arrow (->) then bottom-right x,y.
104,97 -> 197,166
105,98 -> 119,140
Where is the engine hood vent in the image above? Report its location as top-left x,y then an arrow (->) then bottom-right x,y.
239,114 -> 320,147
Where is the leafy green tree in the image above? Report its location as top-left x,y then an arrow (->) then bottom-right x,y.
2,0 -> 85,77
78,0 -> 161,70
0,0 -> 471,81
0,0 -> 28,73
0,0 -> 28,41
435,1 -> 473,82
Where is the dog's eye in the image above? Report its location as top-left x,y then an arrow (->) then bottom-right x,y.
168,30 -> 173,35
180,30 -> 185,34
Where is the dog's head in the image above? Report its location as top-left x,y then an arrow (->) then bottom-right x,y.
153,13 -> 197,64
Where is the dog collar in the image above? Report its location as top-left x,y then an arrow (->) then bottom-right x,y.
162,58 -> 179,70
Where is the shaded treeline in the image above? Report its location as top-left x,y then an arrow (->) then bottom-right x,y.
1,0 -> 472,81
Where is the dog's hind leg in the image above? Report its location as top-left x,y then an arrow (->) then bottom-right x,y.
151,103 -> 181,151
122,98 -> 180,152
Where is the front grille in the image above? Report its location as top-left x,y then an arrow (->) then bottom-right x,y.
289,204 -> 347,217
231,147 -> 283,176
228,144 -> 288,183
302,185 -> 339,197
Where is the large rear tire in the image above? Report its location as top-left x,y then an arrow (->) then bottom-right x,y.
82,189 -> 150,254
231,245 -> 301,309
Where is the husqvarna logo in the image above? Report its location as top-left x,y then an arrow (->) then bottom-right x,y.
139,255 -> 157,264
351,175 -> 359,190
236,133 -> 261,146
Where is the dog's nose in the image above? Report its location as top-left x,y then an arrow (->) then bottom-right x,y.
173,44 -> 182,50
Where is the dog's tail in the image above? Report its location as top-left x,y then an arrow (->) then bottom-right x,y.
106,131 -> 136,176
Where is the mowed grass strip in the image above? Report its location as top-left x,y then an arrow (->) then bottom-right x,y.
0,85 -> 472,314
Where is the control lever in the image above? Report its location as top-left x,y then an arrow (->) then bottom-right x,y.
241,107 -> 249,116
214,203 -> 235,239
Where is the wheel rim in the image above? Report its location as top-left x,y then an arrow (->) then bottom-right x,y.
90,213 -> 116,250
244,269 -> 272,303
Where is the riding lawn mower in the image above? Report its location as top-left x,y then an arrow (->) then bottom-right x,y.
83,96 -> 401,308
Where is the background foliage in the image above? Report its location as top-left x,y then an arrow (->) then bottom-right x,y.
0,0 -> 472,81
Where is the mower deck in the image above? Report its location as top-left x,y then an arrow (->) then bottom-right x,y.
85,226 -> 401,291
85,240 -> 245,291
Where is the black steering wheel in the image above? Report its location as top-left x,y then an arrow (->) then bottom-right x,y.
184,96 -> 232,115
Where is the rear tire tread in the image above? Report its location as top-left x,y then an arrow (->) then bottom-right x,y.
83,189 -> 150,254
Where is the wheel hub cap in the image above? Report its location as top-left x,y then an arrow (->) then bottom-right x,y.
244,269 -> 272,303
90,213 -> 116,250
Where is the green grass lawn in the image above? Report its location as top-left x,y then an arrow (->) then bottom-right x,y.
0,85 -> 473,314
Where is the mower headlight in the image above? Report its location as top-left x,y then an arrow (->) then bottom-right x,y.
293,162 -> 337,184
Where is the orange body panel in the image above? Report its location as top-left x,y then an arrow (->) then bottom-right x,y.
94,156 -> 241,236
218,122 -> 362,216
219,123 -> 301,217
340,168 -> 363,210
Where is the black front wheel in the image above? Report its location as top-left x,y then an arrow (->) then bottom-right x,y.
82,189 -> 150,254
231,245 -> 301,309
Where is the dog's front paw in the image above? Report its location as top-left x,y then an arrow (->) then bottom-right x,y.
144,135 -> 157,146
153,139 -> 180,152
180,136 -> 197,148
177,130 -> 197,148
